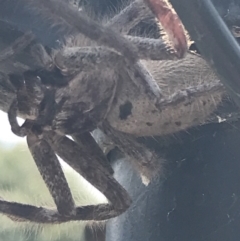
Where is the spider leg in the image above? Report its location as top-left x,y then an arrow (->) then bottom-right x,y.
101,121 -> 164,185
35,0 -> 139,64
127,35 -> 176,60
5,103 -> 138,222
8,99 -> 28,137
108,0 -> 188,57
45,132 -> 131,221
26,130 -> 76,217
7,95 -> 76,218
144,0 -> 188,57
8,71 -> 44,120
106,0 -> 187,60
30,43 -> 53,71
72,132 -> 114,175
0,31 -> 35,62
106,0 -> 154,34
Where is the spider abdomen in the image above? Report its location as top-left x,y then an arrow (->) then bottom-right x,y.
107,53 -> 225,136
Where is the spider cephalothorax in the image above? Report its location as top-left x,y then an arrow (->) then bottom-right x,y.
0,0 -> 229,225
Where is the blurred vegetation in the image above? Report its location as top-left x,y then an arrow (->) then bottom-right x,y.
0,142 -> 107,241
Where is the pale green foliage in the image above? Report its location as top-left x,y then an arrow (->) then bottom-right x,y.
0,142 -> 107,241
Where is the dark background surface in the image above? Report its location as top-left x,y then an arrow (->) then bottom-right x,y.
107,120 -> 240,241
1,0 -> 240,241
105,1 -> 240,241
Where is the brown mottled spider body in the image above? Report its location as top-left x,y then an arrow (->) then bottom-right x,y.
0,0 -> 189,223
0,0 -> 226,225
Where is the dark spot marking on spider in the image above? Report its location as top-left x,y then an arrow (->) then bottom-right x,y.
146,122 -> 153,126
175,121 -> 181,126
164,122 -> 170,126
202,100 -> 206,106
152,110 -> 157,114
119,101 -> 133,120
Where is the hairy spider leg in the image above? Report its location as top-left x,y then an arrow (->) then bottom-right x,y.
0,31 -> 35,62
45,132 -> 132,222
72,132 -> 114,175
6,66 -> 130,223
126,35 -> 175,60
101,121 -> 164,184
106,0 -> 186,60
144,0 -> 188,57
8,97 -> 127,223
34,0 -> 139,63
5,36 -> 115,185
106,0 -> 155,34
7,99 -> 76,218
